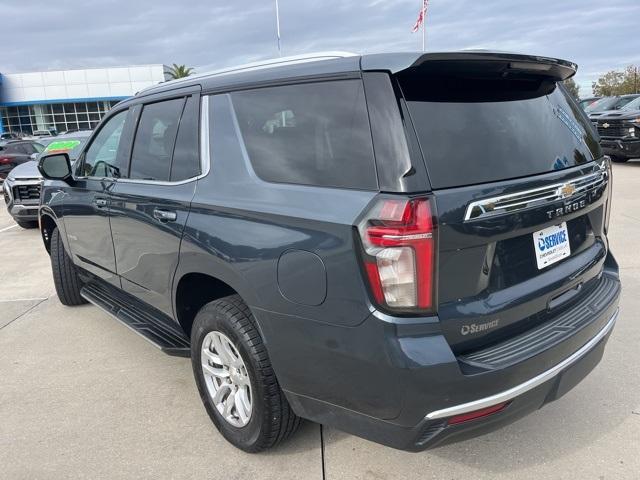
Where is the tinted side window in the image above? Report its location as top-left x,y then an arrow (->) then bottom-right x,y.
231,80 -> 377,190
19,143 -> 33,154
82,110 -> 128,178
130,98 -> 185,181
170,95 -> 200,181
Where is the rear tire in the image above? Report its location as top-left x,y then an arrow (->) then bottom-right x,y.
51,227 -> 87,306
191,294 -> 301,452
16,220 -> 38,229
610,156 -> 629,163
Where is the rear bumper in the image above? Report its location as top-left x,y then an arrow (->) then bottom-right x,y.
263,260 -> 621,451
601,138 -> 640,158
286,308 -> 617,450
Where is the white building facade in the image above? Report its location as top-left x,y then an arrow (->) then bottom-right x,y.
0,65 -> 169,134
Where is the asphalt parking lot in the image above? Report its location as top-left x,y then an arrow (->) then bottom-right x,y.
1,162 -> 639,480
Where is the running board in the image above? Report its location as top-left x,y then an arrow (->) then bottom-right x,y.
81,281 -> 190,357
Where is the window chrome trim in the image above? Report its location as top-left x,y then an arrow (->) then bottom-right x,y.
425,308 -> 618,421
80,96 -> 211,186
463,163 -> 608,222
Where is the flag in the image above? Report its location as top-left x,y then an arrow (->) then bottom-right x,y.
411,0 -> 428,33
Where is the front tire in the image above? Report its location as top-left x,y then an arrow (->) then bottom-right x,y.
50,227 -> 87,306
191,295 -> 301,452
16,220 -> 38,229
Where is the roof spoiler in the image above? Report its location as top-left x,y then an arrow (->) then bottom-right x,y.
361,51 -> 577,82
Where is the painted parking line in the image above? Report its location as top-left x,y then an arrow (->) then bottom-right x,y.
0,224 -> 18,233
0,297 -> 49,303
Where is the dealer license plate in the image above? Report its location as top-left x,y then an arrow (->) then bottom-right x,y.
533,222 -> 571,269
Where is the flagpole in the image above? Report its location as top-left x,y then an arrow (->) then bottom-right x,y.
275,0 -> 282,57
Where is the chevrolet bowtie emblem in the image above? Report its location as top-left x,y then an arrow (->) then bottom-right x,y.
602,122 -> 610,128
559,183 -> 576,198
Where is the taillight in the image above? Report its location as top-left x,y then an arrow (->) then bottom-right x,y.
357,196 -> 437,313
0,157 -> 12,165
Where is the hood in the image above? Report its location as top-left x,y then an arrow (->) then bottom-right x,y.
591,109 -> 640,121
6,160 -> 41,181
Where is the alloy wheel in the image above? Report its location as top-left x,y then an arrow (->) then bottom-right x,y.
201,331 -> 252,427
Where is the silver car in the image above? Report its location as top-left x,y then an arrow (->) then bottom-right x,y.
3,131 -> 91,228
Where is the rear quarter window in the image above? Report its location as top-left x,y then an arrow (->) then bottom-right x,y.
230,79 -> 377,190
130,98 -> 185,181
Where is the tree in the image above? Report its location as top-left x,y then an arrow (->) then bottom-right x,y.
563,78 -> 580,100
167,64 -> 195,80
592,65 -> 640,96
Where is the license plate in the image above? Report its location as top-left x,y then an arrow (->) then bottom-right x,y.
533,222 -> 571,269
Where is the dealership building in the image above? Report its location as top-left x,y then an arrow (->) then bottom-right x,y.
0,65 -> 169,134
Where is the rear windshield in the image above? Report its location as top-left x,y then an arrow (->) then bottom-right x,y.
400,75 -> 600,189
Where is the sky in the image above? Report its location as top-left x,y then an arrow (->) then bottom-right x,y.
3,0 -> 640,96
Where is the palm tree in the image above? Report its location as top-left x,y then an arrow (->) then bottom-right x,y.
167,64 -> 195,80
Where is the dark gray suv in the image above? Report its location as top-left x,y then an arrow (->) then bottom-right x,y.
36,51 -> 620,452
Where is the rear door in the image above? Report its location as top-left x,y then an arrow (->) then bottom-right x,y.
397,64 -> 610,353
109,93 -> 201,317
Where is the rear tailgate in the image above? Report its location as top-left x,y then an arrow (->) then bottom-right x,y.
396,54 -> 611,353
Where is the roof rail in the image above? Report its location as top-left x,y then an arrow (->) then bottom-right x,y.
143,51 -> 359,94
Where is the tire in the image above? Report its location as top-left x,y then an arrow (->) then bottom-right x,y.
191,294 -> 301,452
16,220 -> 38,229
610,156 -> 629,163
50,227 -> 87,306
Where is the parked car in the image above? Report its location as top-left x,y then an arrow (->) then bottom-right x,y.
3,132 -> 90,228
578,96 -> 600,109
36,51 -> 620,453
1,132 -> 19,141
586,94 -> 640,117
0,140 -> 45,181
591,95 -> 640,163
32,130 -> 56,138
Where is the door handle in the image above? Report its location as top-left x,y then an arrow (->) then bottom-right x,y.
153,208 -> 177,222
94,197 -> 108,207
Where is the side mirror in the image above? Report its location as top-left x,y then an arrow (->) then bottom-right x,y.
30,153 -> 38,160
38,152 -> 72,181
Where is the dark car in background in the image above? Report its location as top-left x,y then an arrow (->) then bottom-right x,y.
3,132 -> 90,227
586,94 -> 640,117
0,140 -> 45,181
36,51 -> 620,452
578,96 -> 600,110
591,96 -> 640,163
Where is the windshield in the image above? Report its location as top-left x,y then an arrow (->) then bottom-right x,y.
42,137 -> 88,160
587,95 -> 640,112
585,97 -> 618,112
621,96 -> 640,111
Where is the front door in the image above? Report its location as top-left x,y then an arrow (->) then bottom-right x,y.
109,94 -> 201,316
64,109 -> 133,286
